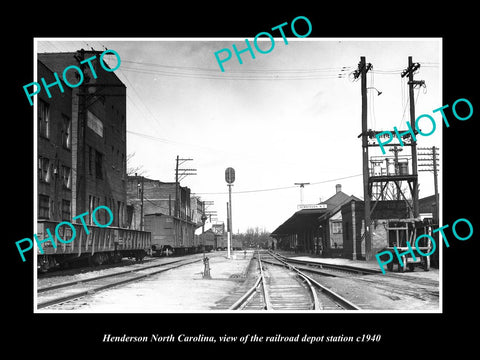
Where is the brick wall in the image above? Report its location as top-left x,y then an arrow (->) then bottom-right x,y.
341,200 -> 409,259
38,52 -> 127,228
37,61 -> 73,222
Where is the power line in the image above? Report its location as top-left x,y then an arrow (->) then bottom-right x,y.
118,59 -> 353,81
193,174 -> 362,195
127,130 -> 220,152
120,65 -> 346,81
121,59 -> 351,74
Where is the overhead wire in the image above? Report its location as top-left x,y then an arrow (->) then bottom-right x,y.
122,59 -> 349,74
193,173 -> 363,195
118,58 -> 353,81
120,66 -> 346,81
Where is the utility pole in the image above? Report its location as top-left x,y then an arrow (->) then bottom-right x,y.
355,56 -> 373,260
137,174 -> 144,231
418,146 -> 440,225
174,156 -> 196,248
201,201 -> 207,256
401,56 -> 422,218
408,56 -> 419,218
174,156 -> 196,217
294,182 -> 310,205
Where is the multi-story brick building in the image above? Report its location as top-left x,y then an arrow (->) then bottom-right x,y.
37,59 -> 74,222
37,50 -> 127,226
36,50 -> 149,269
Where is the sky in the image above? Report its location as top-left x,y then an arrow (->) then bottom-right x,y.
36,38 -> 442,233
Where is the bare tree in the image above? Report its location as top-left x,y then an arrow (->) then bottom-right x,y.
126,152 -> 147,177
237,227 -> 273,249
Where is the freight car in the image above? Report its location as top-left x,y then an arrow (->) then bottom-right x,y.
37,220 -> 151,272
198,230 -> 216,252
215,234 -> 243,251
144,213 -> 200,256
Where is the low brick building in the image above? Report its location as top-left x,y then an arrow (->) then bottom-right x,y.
127,176 -> 203,254
341,200 -> 410,259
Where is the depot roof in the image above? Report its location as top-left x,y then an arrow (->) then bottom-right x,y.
271,190 -> 361,236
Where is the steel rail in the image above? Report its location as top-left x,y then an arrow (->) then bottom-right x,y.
267,251 -> 361,310
272,252 -> 381,275
228,276 -> 262,310
296,272 -> 321,310
257,252 -> 273,310
37,258 -> 203,309
37,258 -> 187,293
229,251 -> 272,310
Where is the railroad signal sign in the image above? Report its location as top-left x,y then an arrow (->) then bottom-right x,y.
225,167 -> 235,184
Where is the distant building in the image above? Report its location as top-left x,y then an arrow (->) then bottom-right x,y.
127,176 -> 204,254
199,229 -> 216,251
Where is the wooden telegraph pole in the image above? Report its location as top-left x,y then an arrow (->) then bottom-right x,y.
418,146 -> 440,225
407,56 -> 420,218
356,56 -> 373,260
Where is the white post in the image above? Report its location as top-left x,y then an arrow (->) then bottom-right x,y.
227,184 -> 232,259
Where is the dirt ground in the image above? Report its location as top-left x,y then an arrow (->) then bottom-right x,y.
288,253 -> 440,311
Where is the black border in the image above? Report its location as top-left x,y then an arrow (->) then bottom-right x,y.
7,5 -> 478,353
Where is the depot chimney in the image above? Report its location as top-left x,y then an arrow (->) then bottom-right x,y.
335,184 -> 342,193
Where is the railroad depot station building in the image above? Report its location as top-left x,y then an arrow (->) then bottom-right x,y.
271,184 -> 437,261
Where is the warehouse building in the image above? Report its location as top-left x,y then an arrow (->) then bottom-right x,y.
37,50 -> 128,227
36,50 -> 150,269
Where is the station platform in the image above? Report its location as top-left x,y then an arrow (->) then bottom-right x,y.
62,250 -> 255,312
276,250 -> 440,281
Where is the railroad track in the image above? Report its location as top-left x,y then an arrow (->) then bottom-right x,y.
37,256 -> 203,309
271,251 -> 438,287
229,251 -> 360,311
272,252 -> 382,276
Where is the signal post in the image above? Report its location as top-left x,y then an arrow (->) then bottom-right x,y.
225,167 -> 235,259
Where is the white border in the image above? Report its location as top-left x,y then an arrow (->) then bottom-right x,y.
33,37 -> 442,314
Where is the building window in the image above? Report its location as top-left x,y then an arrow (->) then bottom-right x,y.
95,151 -> 103,179
88,146 -> 93,175
61,115 -> 72,149
331,221 -> 343,234
121,153 -> 125,178
38,194 -> 50,219
88,195 -> 94,224
38,100 -> 49,139
61,165 -> 71,189
89,195 -> 100,225
38,156 -> 51,183
61,199 -> 71,221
